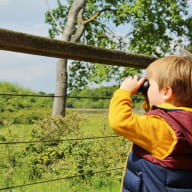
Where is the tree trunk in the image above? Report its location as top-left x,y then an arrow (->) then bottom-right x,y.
52,0 -> 86,116
52,58 -> 68,116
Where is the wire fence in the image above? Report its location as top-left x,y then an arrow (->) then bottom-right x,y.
0,15 -> 148,190
0,92 -> 136,191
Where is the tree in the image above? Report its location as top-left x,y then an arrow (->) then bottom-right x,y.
45,0 -> 192,116
180,45 -> 192,56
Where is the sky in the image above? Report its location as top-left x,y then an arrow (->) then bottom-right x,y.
0,0 -> 124,93
0,0 -> 66,93
0,0 -> 126,94
0,0 -> 192,93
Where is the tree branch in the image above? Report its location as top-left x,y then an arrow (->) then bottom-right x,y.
44,0 -> 63,33
62,0 -> 86,41
71,7 -> 116,42
71,8 -> 85,42
83,8 -> 116,24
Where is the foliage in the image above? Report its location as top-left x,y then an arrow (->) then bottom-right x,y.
67,85 -> 143,108
21,112 -> 129,189
45,0 -> 192,90
0,110 -> 131,190
0,82 -> 143,124
23,112 -> 85,179
31,112 -> 84,140
1,109 -> 50,126
0,82 -> 142,190
182,45 -> 192,57
0,82 -> 52,112
0,82 -> 52,125
0,82 -> 143,122
67,85 -> 117,108
117,0 -> 192,57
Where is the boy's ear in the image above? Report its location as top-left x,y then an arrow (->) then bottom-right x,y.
162,87 -> 174,102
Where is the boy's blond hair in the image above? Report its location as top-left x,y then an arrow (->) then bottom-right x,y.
146,55 -> 192,107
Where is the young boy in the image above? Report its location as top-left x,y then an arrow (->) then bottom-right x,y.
108,56 -> 192,192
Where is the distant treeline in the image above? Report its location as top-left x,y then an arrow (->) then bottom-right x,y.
67,85 -> 119,108
67,85 -> 143,108
0,82 -> 53,125
0,82 -> 142,125
0,82 -> 119,111
0,82 -> 53,112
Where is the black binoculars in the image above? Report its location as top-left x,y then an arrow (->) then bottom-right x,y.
138,76 -> 149,94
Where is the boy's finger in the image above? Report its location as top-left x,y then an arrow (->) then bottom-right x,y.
137,77 -> 146,87
133,75 -> 138,81
138,77 -> 145,83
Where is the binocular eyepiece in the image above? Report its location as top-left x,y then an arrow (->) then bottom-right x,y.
138,76 -> 149,94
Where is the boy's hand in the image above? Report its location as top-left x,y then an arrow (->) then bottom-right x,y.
120,75 -> 146,96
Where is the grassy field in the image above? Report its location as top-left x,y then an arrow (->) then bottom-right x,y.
0,109 -> 131,192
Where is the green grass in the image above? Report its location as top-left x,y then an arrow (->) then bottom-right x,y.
0,124 -> 34,141
0,176 -> 121,192
0,109 -> 129,191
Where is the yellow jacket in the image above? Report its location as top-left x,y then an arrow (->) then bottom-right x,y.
108,89 -> 192,159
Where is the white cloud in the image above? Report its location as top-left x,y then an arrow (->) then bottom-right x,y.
0,1 -> 60,93
0,0 -> 10,6
0,51 -> 56,93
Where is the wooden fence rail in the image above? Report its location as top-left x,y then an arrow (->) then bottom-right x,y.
0,28 -> 157,69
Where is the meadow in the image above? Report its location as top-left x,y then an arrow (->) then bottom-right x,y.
0,82 -> 143,191
0,108 -> 131,192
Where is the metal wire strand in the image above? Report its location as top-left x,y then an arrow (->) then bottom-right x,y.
0,167 -> 123,191
0,135 -> 120,145
0,93 -> 144,102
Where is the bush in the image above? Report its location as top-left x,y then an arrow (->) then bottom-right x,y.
25,112 -> 85,179
23,112 -> 129,187
1,109 -> 51,126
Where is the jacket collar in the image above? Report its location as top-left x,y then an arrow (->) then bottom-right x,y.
152,103 -> 192,112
